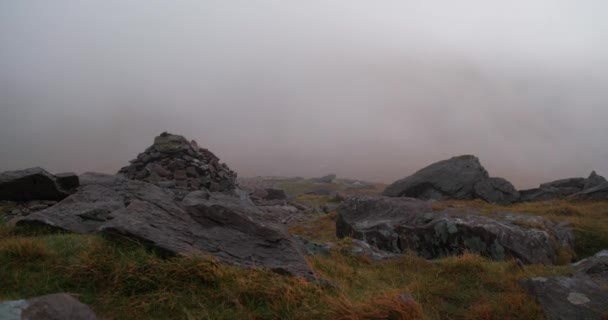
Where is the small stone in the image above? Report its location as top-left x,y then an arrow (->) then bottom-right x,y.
567,292 -> 591,305
190,179 -> 201,189
186,167 -> 198,177
151,165 -> 170,178
135,170 -> 149,180
138,153 -> 151,163
157,180 -> 176,188
209,182 -> 221,192
175,180 -> 188,189
174,170 -> 187,181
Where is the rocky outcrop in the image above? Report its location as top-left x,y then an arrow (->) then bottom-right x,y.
0,167 -> 79,201
521,250 -> 608,320
0,293 -> 96,320
118,132 -> 237,192
16,173 -> 314,278
336,196 -> 573,264
383,155 -> 489,200
521,171 -> 607,202
570,182 -> 608,201
473,177 -> 520,204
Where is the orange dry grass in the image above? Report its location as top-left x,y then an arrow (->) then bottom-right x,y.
330,290 -> 423,320
289,211 -> 339,242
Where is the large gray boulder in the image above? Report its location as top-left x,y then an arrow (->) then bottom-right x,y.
0,293 -> 96,320
17,173 -> 314,278
521,250 -> 608,320
0,168 -> 79,201
336,196 -> 574,264
473,177 -> 520,204
383,155 -> 489,200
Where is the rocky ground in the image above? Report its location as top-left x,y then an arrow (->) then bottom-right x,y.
0,134 -> 607,319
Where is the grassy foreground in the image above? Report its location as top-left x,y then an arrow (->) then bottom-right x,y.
2,199 -> 605,319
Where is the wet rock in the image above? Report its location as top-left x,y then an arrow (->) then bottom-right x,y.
383,155 -> 489,200
474,177 -> 520,204
0,167 -> 77,201
521,250 -> 608,320
17,173 -> 313,278
0,293 -> 97,320
336,196 -> 573,264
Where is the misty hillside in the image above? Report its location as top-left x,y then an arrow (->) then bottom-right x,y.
1,2 -> 608,320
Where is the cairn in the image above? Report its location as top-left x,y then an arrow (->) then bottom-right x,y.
118,132 -> 237,192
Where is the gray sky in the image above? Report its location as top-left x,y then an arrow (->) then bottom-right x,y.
1,1 -> 607,188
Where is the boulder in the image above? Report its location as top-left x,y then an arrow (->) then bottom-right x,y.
473,177 -> 520,204
383,155 -> 489,200
0,167 -> 78,201
336,196 -> 573,264
521,250 -> 608,320
0,293 -> 96,320
118,132 -> 237,193
17,173 -> 314,278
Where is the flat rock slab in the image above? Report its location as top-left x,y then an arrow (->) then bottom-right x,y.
337,196 -> 574,264
0,293 -> 96,320
0,167 -> 78,201
522,250 -> 608,320
17,173 -> 314,279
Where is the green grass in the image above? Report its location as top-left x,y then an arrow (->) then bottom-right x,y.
2,199 -> 605,319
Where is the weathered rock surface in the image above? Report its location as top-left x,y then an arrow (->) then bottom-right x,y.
0,167 -> 79,201
521,250 -> 608,320
17,173 -> 314,278
570,182 -> 608,201
336,196 -> 574,264
521,171 -> 607,202
383,155 -> 490,200
292,235 -> 398,261
118,132 -> 237,192
473,177 -> 520,204
0,293 -> 96,320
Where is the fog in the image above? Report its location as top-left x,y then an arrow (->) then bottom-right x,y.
1,1 -> 607,188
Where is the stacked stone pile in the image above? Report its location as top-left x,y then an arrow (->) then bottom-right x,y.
118,132 -> 237,192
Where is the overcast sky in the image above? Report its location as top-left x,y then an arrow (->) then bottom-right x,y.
1,1 -> 607,188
